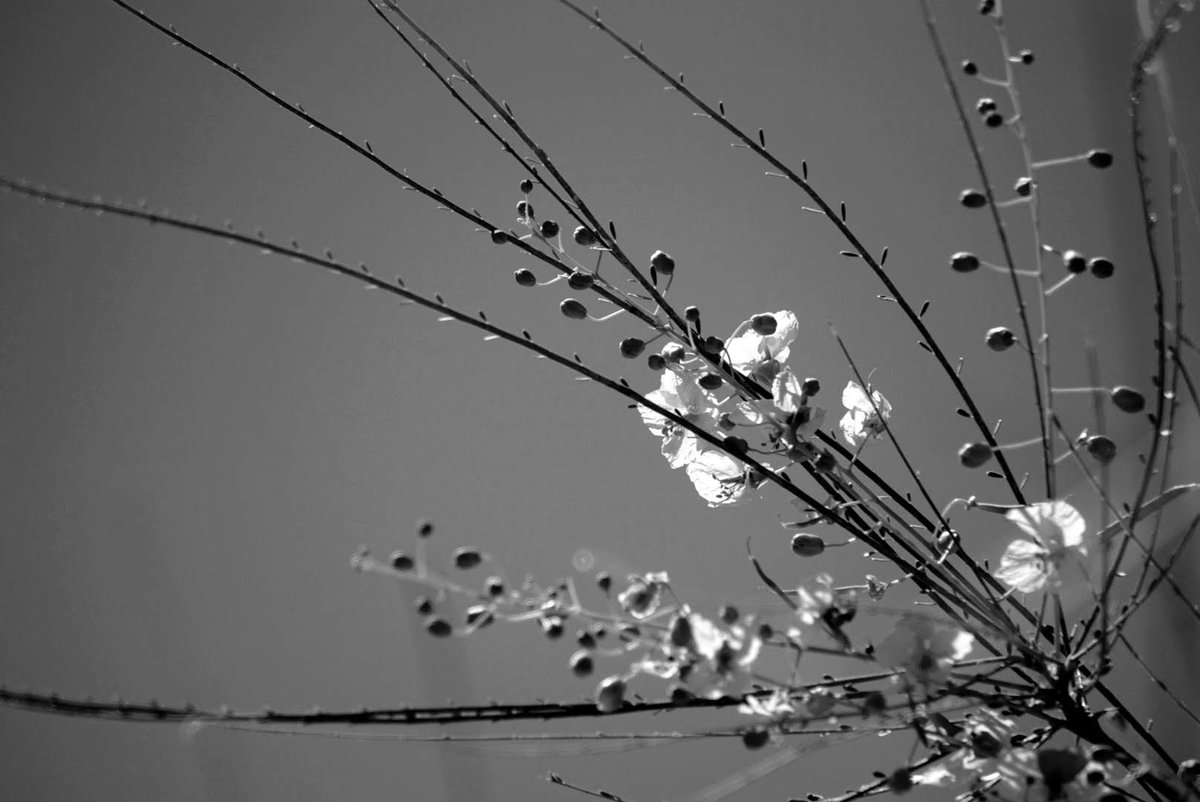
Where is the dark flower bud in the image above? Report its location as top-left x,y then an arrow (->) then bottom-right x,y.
519,178 -> 534,194
577,630 -> 597,649
516,200 -> 533,219
976,98 -> 997,114
1015,176 -> 1033,197
742,728 -> 771,750
541,615 -> 565,640
465,605 -> 493,629
862,691 -> 887,717
888,769 -> 914,794
620,337 -> 646,358
567,270 -> 594,290
723,436 -> 748,454
951,252 -> 981,272
1089,257 -> 1114,279
1019,49 -> 1034,64
962,59 -> 979,76
596,572 -> 612,593
718,413 -> 736,431
414,596 -> 434,615
813,450 -> 836,472
979,0 -> 996,14
791,533 -> 825,557
752,358 -> 782,385
960,189 -> 987,208
570,651 -> 594,677
389,550 -> 415,571
1087,149 -> 1113,169
959,442 -> 994,468
485,576 -> 505,596
984,111 -> 1004,128
514,268 -> 537,287
684,305 -> 701,323
751,313 -> 778,335
719,604 -> 740,624
1110,386 -> 1145,413
669,614 -> 693,648
539,219 -> 560,238
669,685 -> 694,704
650,250 -> 676,275
757,622 -> 774,639
647,353 -> 666,371
416,519 -> 435,538
986,326 -> 1015,351
702,336 -> 725,355
1178,759 -> 1200,785
560,298 -> 588,319
453,548 -> 483,570
595,676 -> 627,713
1086,435 -> 1116,463
802,378 -> 821,396
425,617 -> 453,637
698,373 -> 724,390
490,230 -> 509,244
572,226 -> 599,247
1062,250 -> 1087,274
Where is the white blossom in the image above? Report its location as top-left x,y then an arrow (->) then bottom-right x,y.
685,450 -> 758,507
638,370 -> 717,469
725,310 -> 799,373
875,615 -> 974,684
994,501 -> 1091,593
839,380 -> 892,447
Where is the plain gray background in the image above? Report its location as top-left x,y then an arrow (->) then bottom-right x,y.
2,2 -> 1198,800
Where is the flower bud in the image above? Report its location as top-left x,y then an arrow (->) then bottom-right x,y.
962,60 -> 978,76
417,519 -> 435,538
650,250 -> 675,275
805,689 -> 835,717
539,219 -> 560,238
485,576 -> 505,596
453,548 -> 483,570
425,617 -> 453,637
752,358 -> 782,385
516,200 -> 533,219
596,571 -> 612,593
950,252 -> 980,272
719,604 -> 740,624
802,378 -> 821,396
490,230 -> 509,244
888,769 -> 914,795
669,685 -> 694,704
1085,434 -> 1117,463
984,111 -> 1004,128
1019,49 -> 1034,64
959,442 -> 994,468
986,326 -> 1015,351
1110,386 -> 1145,413
414,596 -> 434,615
519,178 -> 534,194
751,313 -> 778,335
722,436 -> 747,454
1089,257 -> 1114,279
570,650 -> 594,677
702,336 -> 725,355
718,413 -> 735,431
960,189 -> 987,209
813,450 -> 836,473
619,337 -> 646,358
791,533 -> 825,557
572,226 -> 599,247
1062,250 -> 1087,274
567,270 -> 594,290
698,373 -> 724,390
514,268 -> 536,287
1087,149 -> 1113,169
862,691 -> 887,717
560,298 -> 588,319
389,550 -> 415,571
684,305 -> 701,323
742,728 -> 770,750
1015,176 -> 1033,197
647,353 -> 666,371
577,630 -> 596,649
595,676 -> 627,712
976,98 -> 997,114
669,614 -> 693,648
541,615 -> 565,640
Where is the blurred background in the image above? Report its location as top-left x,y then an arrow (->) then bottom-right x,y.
1,2 -> 1198,800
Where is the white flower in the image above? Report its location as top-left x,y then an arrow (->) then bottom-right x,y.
617,571 -> 670,620
680,612 -> 762,699
638,370 -> 717,469
994,501 -> 1091,593
839,380 -> 892,447
875,616 -> 974,684
771,368 -> 826,441
685,450 -> 759,507
725,310 -> 799,374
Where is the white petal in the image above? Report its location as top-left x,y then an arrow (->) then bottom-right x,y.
685,450 -> 751,507
995,539 -> 1048,593
842,380 -> 871,413
772,368 -> 805,414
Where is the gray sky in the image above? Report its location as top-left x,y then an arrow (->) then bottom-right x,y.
1,2 -> 1198,800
